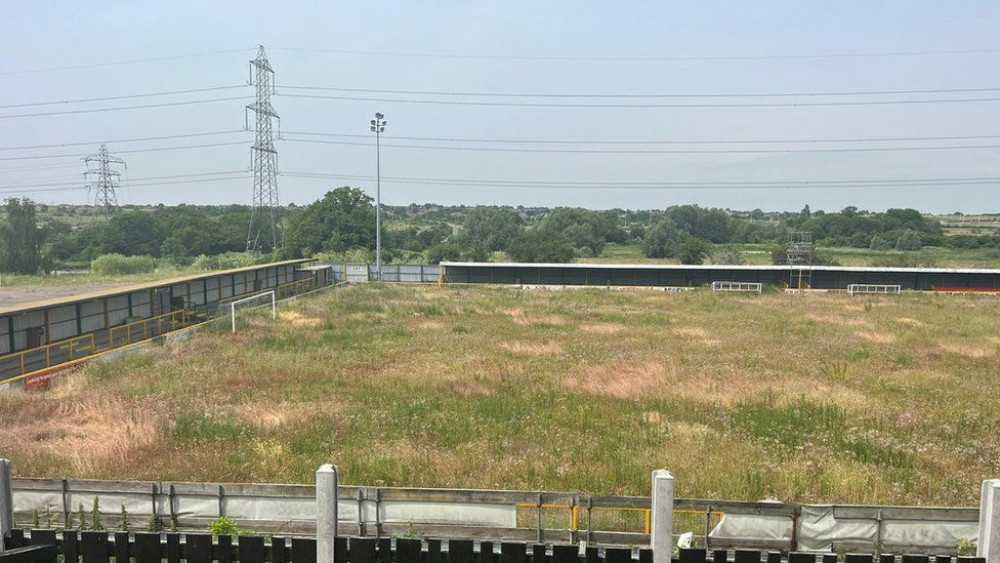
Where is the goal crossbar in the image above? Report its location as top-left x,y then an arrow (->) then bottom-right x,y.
230,290 -> 276,333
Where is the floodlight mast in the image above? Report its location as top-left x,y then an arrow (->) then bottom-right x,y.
370,112 -> 387,280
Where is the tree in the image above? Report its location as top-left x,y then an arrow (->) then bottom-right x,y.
641,217 -> 682,258
455,207 -> 524,253
666,205 -> 734,243
506,230 -> 574,263
538,207 -> 625,256
425,242 -> 461,264
284,187 -> 376,257
869,234 -> 891,251
101,211 -> 166,256
676,238 -> 712,265
895,230 -> 923,252
0,198 -> 46,274
713,247 -> 745,265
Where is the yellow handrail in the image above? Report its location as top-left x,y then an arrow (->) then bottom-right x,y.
0,331 -> 97,378
108,309 -> 190,347
2,278 -> 322,382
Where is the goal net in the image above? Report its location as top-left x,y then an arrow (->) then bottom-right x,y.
229,291 -> 276,333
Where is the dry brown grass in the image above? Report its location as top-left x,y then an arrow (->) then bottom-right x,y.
500,341 -> 564,356
3,284 -> 1000,506
938,342 -> 997,358
807,313 -> 868,326
569,361 -> 668,399
507,308 -> 568,326
580,323 -> 626,334
0,393 -> 163,474
671,327 -> 722,346
854,331 -> 898,344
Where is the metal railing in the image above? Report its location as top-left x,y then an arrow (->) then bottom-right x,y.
108,310 -> 191,348
848,284 -> 902,296
711,281 -> 763,294
0,310 -> 191,384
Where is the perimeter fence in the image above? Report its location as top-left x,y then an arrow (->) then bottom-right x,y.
10,479 -> 979,555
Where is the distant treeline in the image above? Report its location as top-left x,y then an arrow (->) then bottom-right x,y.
0,193 -> 995,275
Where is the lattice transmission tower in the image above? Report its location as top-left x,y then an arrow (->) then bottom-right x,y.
787,231 -> 814,289
245,45 -> 282,254
83,144 -> 125,220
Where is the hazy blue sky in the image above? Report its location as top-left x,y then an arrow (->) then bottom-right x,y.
2,1 -> 1000,212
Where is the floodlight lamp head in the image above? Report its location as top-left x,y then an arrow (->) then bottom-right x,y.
375,112 -> 384,120
370,126 -> 376,132
370,120 -> 376,125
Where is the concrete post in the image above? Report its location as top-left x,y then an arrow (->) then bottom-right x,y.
979,479 -> 1000,563
0,459 -> 12,554
651,469 -> 675,563
317,464 -> 339,563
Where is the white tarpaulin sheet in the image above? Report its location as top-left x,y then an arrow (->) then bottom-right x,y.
710,505 -> 978,552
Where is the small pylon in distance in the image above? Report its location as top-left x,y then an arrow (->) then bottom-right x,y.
83,144 -> 125,220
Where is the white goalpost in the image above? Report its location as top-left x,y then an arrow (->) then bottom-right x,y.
230,291 -> 276,333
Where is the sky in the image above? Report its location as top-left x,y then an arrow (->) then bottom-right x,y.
2,1 -> 1000,213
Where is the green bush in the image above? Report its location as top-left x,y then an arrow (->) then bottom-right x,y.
208,516 -> 241,538
90,254 -> 156,275
191,252 -> 258,271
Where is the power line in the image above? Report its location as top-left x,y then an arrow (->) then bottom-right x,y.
0,49 -> 251,76
0,85 -> 246,110
279,84 -> 1000,99
281,171 -> 1000,190
284,129 -> 1000,146
0,175 -> 251,195
271,46 -> 1000,62
0,142 -> 247,162
0,162 -> 84,173
0,130 -> 244,152
0,171 -> 248,190
278,92 -> 1000,109
282,137 -> 1000,155
0,96 -> 252,120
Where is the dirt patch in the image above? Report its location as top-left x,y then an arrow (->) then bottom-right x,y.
580,323 -> 626,334
894,317 -> 926,327
854,331 -> 897,344
418,320 -> 446,330
939,342 -> 996,359
500,341 -> 564,356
